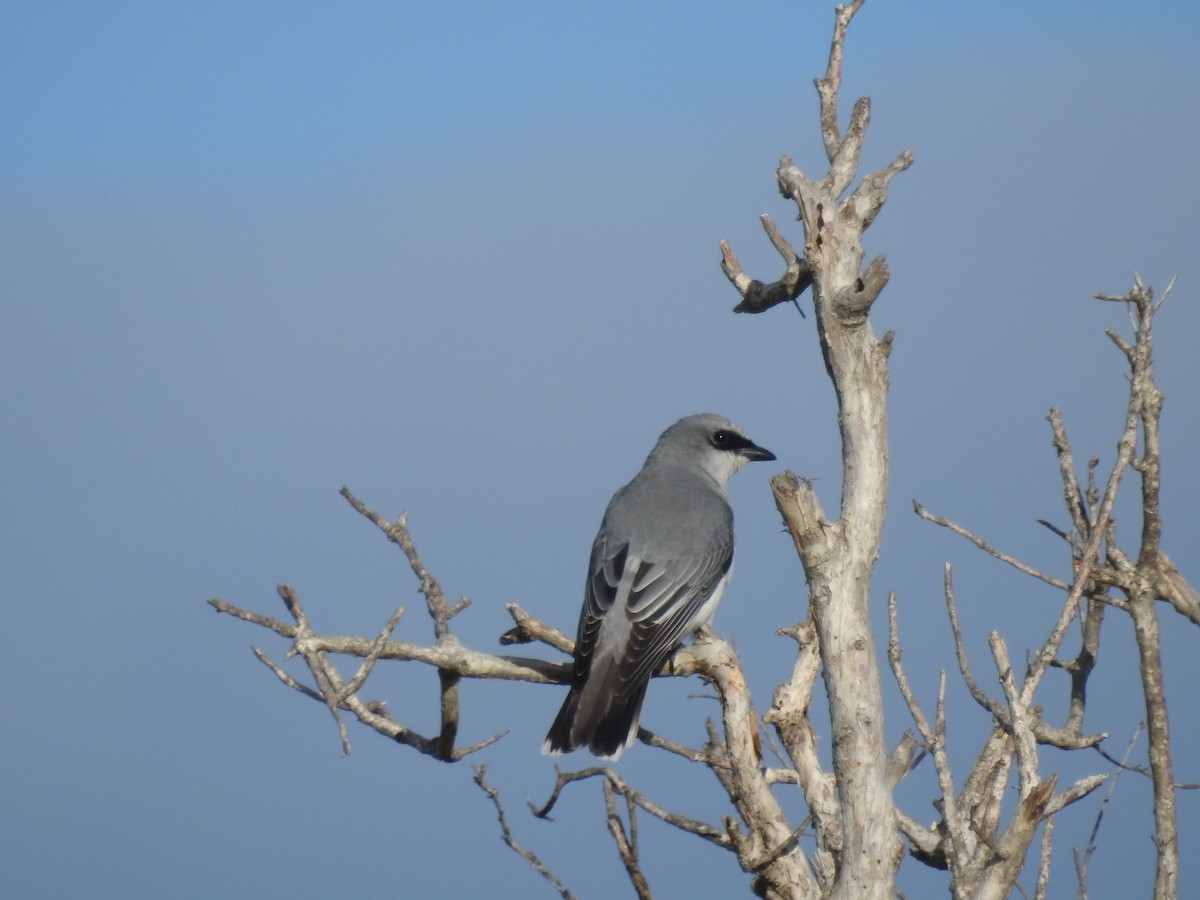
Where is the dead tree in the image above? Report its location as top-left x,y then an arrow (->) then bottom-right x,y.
210,3 -> 1193,897
906,275 -> 1190,900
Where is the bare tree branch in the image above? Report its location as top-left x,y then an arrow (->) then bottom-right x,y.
209,5 -> 1192,899
1154,551 -> 1200,625
474,765 -> 578,900
212,593 -> 568,683
1093,278 -> 1179,899
768,79 -> 910,900
989,633 -> 1040,798
814,0 -> 864,161
213,568 -> 518,759
722,215 -> 813,314
1035,816 -> 1054,900
604,778 -> 653,900
902,275 -> 1188,900
887,594 -> 967,875
530,766 -> 733,851
499,603 -> 575,654
913,502 -> 1071,592
674,631 -> 819,896
763,621 -> 840,889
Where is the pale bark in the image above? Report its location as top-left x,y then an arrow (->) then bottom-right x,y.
209,4 -> 1194,898
910,277 -> 1191,899
744,1 -> 910,893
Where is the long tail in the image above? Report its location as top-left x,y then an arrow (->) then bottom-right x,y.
541,680 -> 649,760
541,686 -> 583,756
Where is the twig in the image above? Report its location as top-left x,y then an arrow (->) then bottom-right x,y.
211,595 -> 568,684
604,778 -> 652,900
887,593 -> 966,872
989,632 -> 1038,797
721,215 -> 814,314
913,501 -> 1070,592
1095,278 -> 1179,898
1075,725 -> 1141,898
474,765 -> 578,900
332,604 -> 405,705
230,582 -> 511,759
1035,816 -> 1054,900
340,486 -> 466,636
530,767 -> 732,850
252,646 -> 322,701
815,0 -> 866,162
636,728 -> 722,766
282,584 -> 353,754
209,596 -> 295,637
941,563 -> 1000,716
500,603 -> 575,654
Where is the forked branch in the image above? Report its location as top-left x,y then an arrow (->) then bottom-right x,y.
908,275 -> 1191,900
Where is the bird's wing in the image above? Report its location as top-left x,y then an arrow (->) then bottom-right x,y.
621,546 -> 732,688
570,536 -> 625,678
577,530 -> 733,702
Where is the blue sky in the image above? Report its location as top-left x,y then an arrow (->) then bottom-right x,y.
3,2 -> 1199,897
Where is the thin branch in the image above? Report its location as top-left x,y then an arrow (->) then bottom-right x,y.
340,486 -> 464,637
1051,588 -> 1104,742
847,150 -> 915,233
252,645 -> 322,702
989,633 -> 1039,798
604,778 -> 653,900
1154,551 -> 1200,625
637,728 -> 722,766
1076,725 -> 1141,898
1047,408 -> 1091,538
212,594 -> 568,683
674,633 -> 817,892
474,765 -> 578,900
754,817 -> 814,873
888,592 -> 966,874
282,584 -> 354,754
529,767 -> 610,820
941,563 -> 1000,716
500,603 -> 575,654
1014,359 -> 1140,710
1089,746 -> 1200,790
1035,816 -> 1053,900
209,596 -> 295,637
815,0 -> 866,162
227,583 -> 510,759
1041,775 -> 1107,819
913,501 -> 1070,592
762,619 -> 841,876
722,215 -> 814,314
895,809 -> 946,870
332,604 -> 405,705
530,766 -> 733,850
1097,278 -> 1179,899
825,95 -> 870,197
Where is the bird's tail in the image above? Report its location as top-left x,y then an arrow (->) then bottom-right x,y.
541,686 -> 583,756
541,681 -> 649,761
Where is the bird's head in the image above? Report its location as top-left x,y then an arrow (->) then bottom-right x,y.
651,413 -> 776,486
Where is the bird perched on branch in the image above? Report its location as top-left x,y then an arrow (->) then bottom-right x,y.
543,413 -> 775,759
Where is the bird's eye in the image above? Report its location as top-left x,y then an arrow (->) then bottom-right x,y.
711,430 -> 731,447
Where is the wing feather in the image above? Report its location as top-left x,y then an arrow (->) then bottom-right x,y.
577,532 -> 732,703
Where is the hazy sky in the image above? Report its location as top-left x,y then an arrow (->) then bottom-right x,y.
3,2 -> 1199,897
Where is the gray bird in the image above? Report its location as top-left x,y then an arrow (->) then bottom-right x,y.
543,413 -> 776,759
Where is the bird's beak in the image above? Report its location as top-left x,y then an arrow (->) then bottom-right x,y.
741,442 -> 776,463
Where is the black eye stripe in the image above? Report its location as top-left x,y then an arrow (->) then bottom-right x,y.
709,429 -> 749,451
